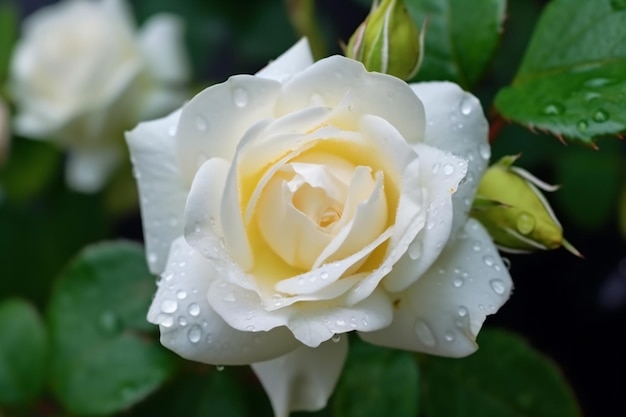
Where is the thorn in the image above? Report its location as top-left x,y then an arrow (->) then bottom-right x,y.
555,133 -> 566,145
590,141 -> 599,151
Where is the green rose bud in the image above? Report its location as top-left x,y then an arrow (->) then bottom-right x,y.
346,0 -> 424,81
472,155 -> 580,256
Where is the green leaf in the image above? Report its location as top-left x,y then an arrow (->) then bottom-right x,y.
406,0 -> 506,88
0,299 -> 48,406
495,0 -> 626,144
333,337 -> 420,417
422,329 -> 581,417
48,241 -> 176,416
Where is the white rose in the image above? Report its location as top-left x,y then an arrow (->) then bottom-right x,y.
127,39 -> 512,417
9,0 -> 190,192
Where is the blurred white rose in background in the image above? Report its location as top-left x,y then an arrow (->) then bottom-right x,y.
8,0 -> 190,192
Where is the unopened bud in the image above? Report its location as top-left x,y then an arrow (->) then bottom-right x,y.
346,0 -> 424,81
472,155 -> 580,256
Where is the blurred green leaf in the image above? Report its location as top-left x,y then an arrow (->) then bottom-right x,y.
620,181 -> 626,239
48,241 -> 176,416
495,0 -> 626,144
0,137 -> 61,203
421,329 -> 581,417
407,0 -> 506,88
135,368 -> 248,417
554,145 -> 622,230
0,1 -> 17,85
333,337 -> 419,417
0,299 -> 48,406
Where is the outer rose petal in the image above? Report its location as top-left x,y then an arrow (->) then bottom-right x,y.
256,38 -> 314,83
252,337 -> 348,417
410,82 -> 490,234
360,218 -> 512,358
126,109 -> 187,274
148,237 -> 299,365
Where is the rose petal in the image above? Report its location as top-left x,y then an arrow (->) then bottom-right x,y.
126,109 -> 188,274
277,56 -> 425,144
148,237 -> 299,365
359,218 -> 512,358
176,75 -> 282,182
410,82 -> 489,234
138,14 -> 190,84
256,38 -> 314,83
382,143 -> 467,292
251,337 -> 348,417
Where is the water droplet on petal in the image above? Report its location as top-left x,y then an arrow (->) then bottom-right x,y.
233,88 -> 248,107
176,290 -> 187,300
459,94 -> 473,116
516,212 -> 536,235
472,240 -> 482,251
479,143 -> 491,160
453,277 -> 464,288
195,115 -> 208,131
444,331 -> 455,342
415,319 -> 436,346
178,316 -> 188,326
332,334 -> 341,343
148,253 -> 158,265
458,306 -> 468,317
408,241 -> 422,260
483,255 -> 495,267
443,164 -> 454,176
246,325 -> 255,331
490,278 -> 507,295
168,125 -> 177,136
188,325 -> 202,343
188,303 -> 200,317
320,271 -> 329,279
161,299 -> 178,314
593,109 -> 609,122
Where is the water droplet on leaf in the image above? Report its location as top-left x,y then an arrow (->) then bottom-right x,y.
593,109 -> 609,122
542,103 -> 563,115
516,212 -> 536,235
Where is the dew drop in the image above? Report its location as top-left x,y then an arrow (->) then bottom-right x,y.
99,311 -> 121,335
161,299 -> 178,314
178,316 -> 188,326
593,109 -> 609,123
336,319 -> 346,326
320,271 -> 329,280
246,325 -> 255,331
216,365 -> 225,371
195,115 -> 208,131
233,88 -> 248,107
542,103 -> 563,116
188,325 -> 202,343
415,320 -> 436,346
483,255 -> 495,267
452,277 -> 464,288
516,212 -> 536,235
332,334 -> 341,343
584,78 -> 613,88
408,241 -> 422,260
472,240 -> 482,251
459,94 -> 473,116
444,331 -> 455,342
176,290 -> 187,300
479,143 -> 491,160
188,303 -> 200,317
458,306 -> 468,317
490,278 -> 507,295
157,314 -> 174,328
576,120 -> 588,132
443,164 -> 454,176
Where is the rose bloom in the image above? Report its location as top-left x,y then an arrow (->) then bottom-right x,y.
9,0 -> 189,192
127,39 -> 512,417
